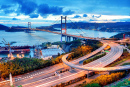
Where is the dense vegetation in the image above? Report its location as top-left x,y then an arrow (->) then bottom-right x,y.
83,52 -> 106,65
67,45 -> 93,60
110,32 -> 130,39
84,39 -> 103,51
0,45 -> 92,79
88,72 -> 125,86
0,58 -> 53,79
65,39 -> 82,48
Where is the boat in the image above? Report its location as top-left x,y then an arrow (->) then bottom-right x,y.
0,49 -> 30,54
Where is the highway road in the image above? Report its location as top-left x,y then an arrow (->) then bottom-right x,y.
21,42 -> 124,87
62,43 -> 129,71
14,42 -> 107,86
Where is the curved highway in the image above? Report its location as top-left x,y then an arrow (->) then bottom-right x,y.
14,41 -> 107,86
62,42 -> 130,71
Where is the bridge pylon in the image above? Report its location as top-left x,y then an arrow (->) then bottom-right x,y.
28,22 -> 31,29
61,16 -> 67,42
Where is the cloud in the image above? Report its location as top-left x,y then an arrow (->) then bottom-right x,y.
92,15 -> 101,18
37,4 -> 74,17
73,15 -> 81,18
0,5 -> 12,9
18,1 -> 37,15
37,4 -> 63,16
92,15 -> 94,18
12,18 -> 19,20
63,10 -> 75,15
29,14 -> 39,18
83,14 -> 87,17
96,15 -> 101,18
4,9 -> 15,14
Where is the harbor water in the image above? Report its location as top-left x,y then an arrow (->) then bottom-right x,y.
0,29 -> 118,58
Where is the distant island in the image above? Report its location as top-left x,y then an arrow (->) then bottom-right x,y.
0,24 -> 60,32
0,22 -> 130,32
36,26 -> 60,31
52,22 -> 130,32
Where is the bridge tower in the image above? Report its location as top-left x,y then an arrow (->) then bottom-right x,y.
61,16 -> 67,42
28,22 -> 31,29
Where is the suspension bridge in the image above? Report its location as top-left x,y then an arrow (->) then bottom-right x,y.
11,16 -> 101,42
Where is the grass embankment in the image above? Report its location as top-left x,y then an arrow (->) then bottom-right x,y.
107,78 -> 130,87
121,62 -> 130,66
107,49 -> 130,67
83,52 -> 106,65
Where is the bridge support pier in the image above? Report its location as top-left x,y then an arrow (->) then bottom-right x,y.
87,71 -> 89,78
67,36 -> 71,42
73,37 -> 77,41
70,67 -> 72,71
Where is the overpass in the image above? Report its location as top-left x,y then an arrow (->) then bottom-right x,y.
62,42 -> 130,72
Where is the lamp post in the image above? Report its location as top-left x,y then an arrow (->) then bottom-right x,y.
9,73 -> 13,86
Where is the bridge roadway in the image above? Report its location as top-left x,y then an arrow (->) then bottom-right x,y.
15,28 -> 99,40
14,42 -> 107,86
20,42 -> 125,87
62,43 -> 130,71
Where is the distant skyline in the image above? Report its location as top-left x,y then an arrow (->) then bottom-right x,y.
0,0 -> 130,27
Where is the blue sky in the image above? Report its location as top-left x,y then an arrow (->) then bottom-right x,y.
0,0 -> 130,27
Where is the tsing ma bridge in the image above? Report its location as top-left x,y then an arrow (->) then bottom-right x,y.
12,16 -> 101,42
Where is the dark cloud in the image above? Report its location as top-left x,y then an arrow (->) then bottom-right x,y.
0,4 -> 15,14
29,14 -> 39,18
83,14 -> 87,17
0,5 -> 12,9
63,10 -> 75,15
37,4 -> 74,17
96,15 -> 101,18
92,15 -> 101,18
73,15 -> 81,18
12,0 -> 26,4
0,1 -> 75,18
37,4 -> 63,16
12,18 -> 19,20
19,1 -> 37,15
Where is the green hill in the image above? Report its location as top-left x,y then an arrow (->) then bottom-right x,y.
110,32 -> 130,39
0,24 -> 9,30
